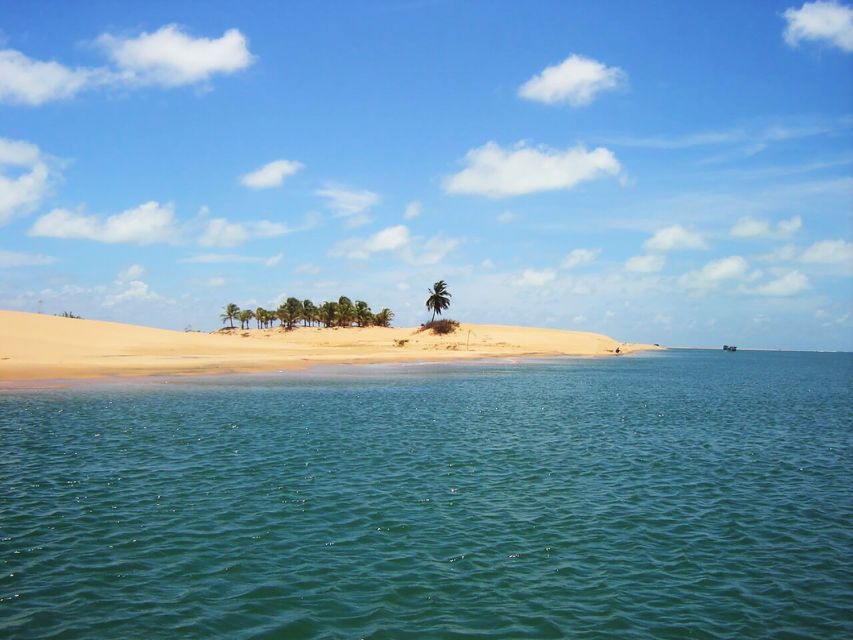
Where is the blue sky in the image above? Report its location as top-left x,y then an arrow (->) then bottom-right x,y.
1,0 -> 851,350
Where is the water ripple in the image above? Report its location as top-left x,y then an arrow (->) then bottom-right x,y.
1,351 -> 851,638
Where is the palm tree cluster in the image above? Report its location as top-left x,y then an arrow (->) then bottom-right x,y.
220,296 -> 394,330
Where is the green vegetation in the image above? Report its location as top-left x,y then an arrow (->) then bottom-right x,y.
419,319 -> 460,335
218,297 -> 394,330
425,280 -> 451,322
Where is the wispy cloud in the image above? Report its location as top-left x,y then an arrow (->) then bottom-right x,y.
0,249 -> 58,268
316,184 -> 380,227
182,252 -> 282,267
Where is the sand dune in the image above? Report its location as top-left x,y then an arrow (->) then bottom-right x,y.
0,310 -> 661,382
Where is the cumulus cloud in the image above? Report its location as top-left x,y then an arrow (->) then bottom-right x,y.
644,225 -> 708,252
518,54 -> 626,106
444,141 -> 621,198
0,249 -> 58,268
751,271 -> 811,296
331,225 -> 410,260
0,49 -> 110,106
562,248 -> 600,269
800,239 -> 853,264
517,268 -> 556,287
783,1 -> 853,52
30,201 -> 179,244
0,138 -> 54,226
730,215 -> 802,238
96,25 -> 255,87
625,254 -> 665,273
679,256 -> 749,290
240,159 -> 303,189
1,25 -> 255,106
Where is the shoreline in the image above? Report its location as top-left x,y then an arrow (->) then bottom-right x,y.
0,351 -> 664,390
0,310 -> 663,386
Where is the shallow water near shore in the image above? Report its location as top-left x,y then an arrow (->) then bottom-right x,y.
2,350 -> 851,638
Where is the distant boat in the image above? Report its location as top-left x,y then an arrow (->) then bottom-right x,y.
723,345 -> 737,352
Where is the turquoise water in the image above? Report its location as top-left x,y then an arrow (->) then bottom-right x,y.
2,350 -> 851,638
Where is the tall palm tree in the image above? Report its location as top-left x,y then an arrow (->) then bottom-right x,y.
255,307 -> 266,329
337,299 -> 355,327
425,280 -> 451,322
355,300 -> 372,327
284,297 -> 303,329
276,304 -> 288,328
374,308 -> 394,327
319,301 -> 338,327
238,309 -> 254,329
220,303 -> 240,328
302,300 -> 316,326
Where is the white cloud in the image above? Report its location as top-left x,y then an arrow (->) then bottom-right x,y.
0,138 -> 53,226
103,280 -> 161,307
96,24 -> 255,87
207,276 -> 226,287
295,263 -> 320,274
264,253 -> 283,267
757,243 -> 799,262
1,25 -> 254,106
444,141 -> 621,198
481,258 -> 496,268
240,159 -> 303,189
0,49 -> 108,106
199,218 -> 250,247
250,220 -> 292,238
800,239 -> 853,264
331,225 -> 411,260
561,248 -> 600,269
403,201 -> 422,220
518,54 -> 626,106
730,215 -> 802,238
644,225 -> 708,252
182,252 -> 282,266
679,256 -> 750,290
496,211 -> 519,223
730,217 -> 771,238
517,268 -> 556,287
783,1 -> 853,52
29,201 -> 178,244
752,271 -> 811,296
403,234 -> 461,266
117,264 -> 145,282
625,254 -> 665,273
316,185 -> 380,220
777,215 -> 803,234
0,249 -> 57,268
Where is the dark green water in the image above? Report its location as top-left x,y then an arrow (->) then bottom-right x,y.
2,351 -> 851,639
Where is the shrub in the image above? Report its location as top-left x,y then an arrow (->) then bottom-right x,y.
419,319 -> 460,335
